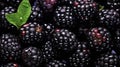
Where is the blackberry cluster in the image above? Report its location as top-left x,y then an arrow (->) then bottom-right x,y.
69,42 -> 91,67
88,27 -> 111,53
0,34 -> 21,62
95,50 -> 118,67
20,22 -> 45,45
22,47 -> 42,67
54,6 -> 76,28
0,0 -> 120,67
98,9 -> 120,29
73,0 -> 98,22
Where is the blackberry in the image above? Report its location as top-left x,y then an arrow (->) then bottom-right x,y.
88,27 -> 111,53
52,29 -> 77,54
69,42 -> 91,67
39,0 -> 57,12
0,6 -> 17,32
73,0 -> 98,22
95,50 -> 118,67
46,60 -> 67,67
29,2 -> 43,22
54,6 -> 76,28
99,9 -> 120,29
42,41 -> 55,63
20,22 -> 45,44
1,63 -> 21,67
0,34 -> 21,62
22,47 -> 42,67
107,0 -> 120,12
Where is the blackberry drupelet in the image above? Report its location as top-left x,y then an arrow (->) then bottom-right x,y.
73,0 -> 98,22
42,41 -> 55,63
22,47 -> 42,67
52,29 -> 77,54
42,23 -> 55,39
69,42 -> 91,67
95,50 -> 118,67
0,34 -> 21,62
0,6 -> 17,32
99,9 -> 120,29
54,6 -> 76,28
20,22 -> 45,44
46,60 -> 67,67
88,27 -> 111,53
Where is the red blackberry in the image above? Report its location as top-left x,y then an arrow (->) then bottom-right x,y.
39,0 -> 57,12
54,6 -> 76,28
46,60 -> 67,67
99,9 -> 120,29
88,27 -> 111,53
2,63 -> 21,67
42,41 -> 55,63
29,2 -> 43,22
0,34 -> 21,62
52,29 -> 77,53
22,47 -> 42,67
20,22 -> 45,44
95,50 -> 118,67
73,0 -> 98,21
69,42 -> 91,67
0,6 -> 17,32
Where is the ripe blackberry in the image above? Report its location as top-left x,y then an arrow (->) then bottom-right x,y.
22,47 -> 42,67
29,3 -> 43,22
0,34 -> 21,62
99,9 -> 120,29
88,27 -> 111,53
73,0 -> 98,21
1,63 -> 21,67
69,42 -> 91,67
46,60 -> 67,67
20,22 -> 45,44
42,41 -> 55,63
52,29 -> 77,54
0,6 -> 17,32
107,0 -> 120,12
95,50 -> 118,67
39,0 -> 57,12
54,6 -> 76,28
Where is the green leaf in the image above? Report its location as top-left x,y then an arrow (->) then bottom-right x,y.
5,0 -> 32,29
99,5 -> 104,11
